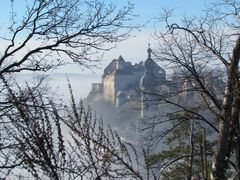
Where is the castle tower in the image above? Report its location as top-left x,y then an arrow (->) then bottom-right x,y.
116,55 -> 125,69
140,45 -> 166,118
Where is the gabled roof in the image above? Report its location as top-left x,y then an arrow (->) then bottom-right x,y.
102,56 -> 126,78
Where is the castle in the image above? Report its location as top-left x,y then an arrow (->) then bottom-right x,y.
85,45 -> 224,144
87,46 -> 173,117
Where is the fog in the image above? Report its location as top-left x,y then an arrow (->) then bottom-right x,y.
16,73 -> 101,102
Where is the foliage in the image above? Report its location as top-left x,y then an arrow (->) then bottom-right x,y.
146,111 -> 214,179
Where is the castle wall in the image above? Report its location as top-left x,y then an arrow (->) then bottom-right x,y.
103,74 -> 115,104
132,71 -> 144,88
90,83 -> 103,93
103,73 -> 143,105
115,75 -> 136,91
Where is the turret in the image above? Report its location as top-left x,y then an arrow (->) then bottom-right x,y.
140,45 -> 166,91
140,45 -> 165,118
116,55 -> 125,70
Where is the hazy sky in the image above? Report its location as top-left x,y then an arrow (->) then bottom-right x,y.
0,0 -> 211,74
0,0 -> 214,98
62,0 -> 210,74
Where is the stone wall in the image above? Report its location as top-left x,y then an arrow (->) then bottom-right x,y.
103,74 -> 115,104
90,83 -> 103,93
115,74 -> 135,91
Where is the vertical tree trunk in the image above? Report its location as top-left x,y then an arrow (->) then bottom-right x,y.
212,74 -> 236,179
233,82 -> 240,180
200,128 -> 208,180
212,36 -> 240,180
188,119 -> 194,180
200,134 -> 204,179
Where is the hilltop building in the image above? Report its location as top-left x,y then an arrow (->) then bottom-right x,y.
86,44 -> 225,120
139,47 -> 166,117
102,55 -> 145,105
85,45 -> 225,147
87,46 -> 168,112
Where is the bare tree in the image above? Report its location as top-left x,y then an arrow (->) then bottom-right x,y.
1,0 -> 135,74
63,85 -> 145,180
0,78 -> 147,179
0,75 -> 66,179
0,0 -> 139,178
148,0 -> 240,179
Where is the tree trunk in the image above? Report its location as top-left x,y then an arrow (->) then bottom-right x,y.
233,82 -> 240,179
188,119 -> 194,180
200,128 -> 207,180
211,36 -> 240,179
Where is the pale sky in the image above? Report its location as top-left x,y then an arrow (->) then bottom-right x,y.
0,0 -> 211,74
0,0 -> 215,98
58,0 -> 211,74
